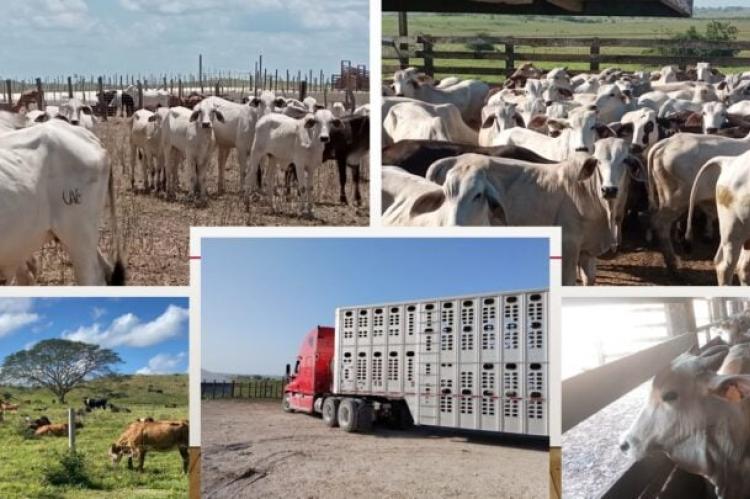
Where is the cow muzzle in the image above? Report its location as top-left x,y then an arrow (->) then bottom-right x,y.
202,123 -> 212,129
575,147 -> 589,152
320,136 -> 330,143
601,186 -> 618,199
71,119 -> 80,125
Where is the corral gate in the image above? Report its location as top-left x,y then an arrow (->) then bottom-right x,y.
334,290 -> 549,436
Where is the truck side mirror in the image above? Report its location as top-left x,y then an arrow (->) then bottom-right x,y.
285,363 -> 291,377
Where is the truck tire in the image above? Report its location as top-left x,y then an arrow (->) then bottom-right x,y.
282,394 -> 292,413
338,398 -> 359,432
355,400 -> 374,432
322,397 -> 340,427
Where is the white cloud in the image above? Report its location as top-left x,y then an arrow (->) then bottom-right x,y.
62,305 -> 188,348
91,307 -> 106,320
136,352 -> 186,374
0,299 -> 40,338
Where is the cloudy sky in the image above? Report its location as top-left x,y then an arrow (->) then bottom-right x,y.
0,0 -> 369,80
0,298 -> 189,375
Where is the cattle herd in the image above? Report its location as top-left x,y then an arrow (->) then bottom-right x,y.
0,85 -> 370,285
620,310 -> 750,498
381,62 -> 750,285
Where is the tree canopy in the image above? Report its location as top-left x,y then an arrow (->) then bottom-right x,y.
0,339 -> 122,403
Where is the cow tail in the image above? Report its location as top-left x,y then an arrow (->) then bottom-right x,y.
107,159 -> 126,285
685,158 -> 723,243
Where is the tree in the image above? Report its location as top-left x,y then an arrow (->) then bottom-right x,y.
647,21 -> 739,59
0,339 -> 122,403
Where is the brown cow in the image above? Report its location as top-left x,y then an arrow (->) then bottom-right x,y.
109,420 -> 189,473
1,402 -> 19,412
35,423 -> 68,437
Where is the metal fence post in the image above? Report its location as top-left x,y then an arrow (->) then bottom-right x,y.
35,78 -> 44,111
97,76 -> 106,121
68,408 -> 75,451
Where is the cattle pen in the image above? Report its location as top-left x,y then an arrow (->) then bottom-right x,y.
201,379 -> 285,400
562,297 -> 748,498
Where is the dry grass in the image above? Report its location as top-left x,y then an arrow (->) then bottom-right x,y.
31,118 -> 370,286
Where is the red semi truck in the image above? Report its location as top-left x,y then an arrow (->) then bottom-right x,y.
282,290 -> 549,436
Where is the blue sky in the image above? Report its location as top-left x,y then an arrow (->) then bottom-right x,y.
202,237 -> 550,376
0,298 -> 189,375
1,0 -> 368,79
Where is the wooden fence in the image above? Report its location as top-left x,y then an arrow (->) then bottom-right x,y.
383,35 -> 750,79
201,379 -> 285,400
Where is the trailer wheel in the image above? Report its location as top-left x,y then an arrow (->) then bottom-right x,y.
282,394 -> 292,413
355,400 -> 374,432
338,398 -> 359,432
322,397 -> 340,427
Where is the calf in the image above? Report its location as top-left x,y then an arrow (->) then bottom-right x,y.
478,101 -> 523,147
0,121 -> 124,285
619,346 -> 750,499
84,397 -> 108,410
159,106 -> 219,203
35,423 -> 69,437
59,98 -> 95,130
382,165 -> 501,226
324,114 -> 369,205
109,419 -> 189,473
246,110 -> 341,215
129,109 -> 160,191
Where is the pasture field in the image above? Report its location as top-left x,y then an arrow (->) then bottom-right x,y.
30,107 -> 370,286
0,374 -> 188,499
382,10 -> 750,82
201,399 -> 548,498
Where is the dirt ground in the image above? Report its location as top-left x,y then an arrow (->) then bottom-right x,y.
30,117 -> 370,286
202,400 -> 549,499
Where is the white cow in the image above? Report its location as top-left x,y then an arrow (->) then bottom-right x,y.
618,108 -> 659,153
687,150 -> 750,285
620,347 -> 750,499
392,69 -> 489,128
159,106 -> 219,203
191,96 -> 260,194
491,107 -> 606,161
478,101 -> 522,147
332,102 -> 347,118
647,132 -> 750,274
129,109 -> 160,191
383,100 -> 478,146
246,109 -> 341,215
381,165 -> 501,226
425,140 -> 635,285
0,121 -> 124,285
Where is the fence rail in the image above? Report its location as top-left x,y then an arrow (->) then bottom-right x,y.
201,380 -> 285,400
383,35 -> 750,79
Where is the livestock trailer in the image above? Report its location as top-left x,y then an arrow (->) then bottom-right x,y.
283,289 -> 549,436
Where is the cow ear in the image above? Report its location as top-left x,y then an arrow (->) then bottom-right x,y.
331,118 -> 342,128
410,190 -> 445,216
274,98 -> 286,107
696,345 -> 730,372
214,110 -> 225,123
546,118 -> 569,131
578,157 -> 598,181
189,110 -> 201,122
303,116 -> 316,129
81,106 -> 93,116
34,113 -> 49,123
481,114 -> 495,129
558,87 -> 573,98
616,122 -> 634,137
709,375 -> 750,402
147,114 -> 156,122
718,81 -> 727,91
248,97 -> 261,107
624,155 -> 644,176
314,104 -> 325,111
685,112 -> 702,128
513,113 -> 525,128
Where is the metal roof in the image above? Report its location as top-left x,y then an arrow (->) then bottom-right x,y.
382,0 -> 693,17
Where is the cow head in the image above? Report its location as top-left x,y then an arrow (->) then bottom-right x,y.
301,109 -> 342,145
481,101 -> 522,135
618,345 -> 750,486
519,97 -> 547,129
109,443 -> 126,465
701,101 -> 728,134
593,84 -> 627,123
392,68 -> 421,98
592,138 -> 635,201
60,98 -> 93,126
620,108 -> 658,152
548,106 -> 600,154
696,62 -> 713,83
190,106 -> 224,129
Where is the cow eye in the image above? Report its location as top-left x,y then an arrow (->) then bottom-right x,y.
473,192 -> 483,201
662,391 -> 679,402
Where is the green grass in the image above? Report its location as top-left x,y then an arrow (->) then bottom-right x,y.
382,12 -> 750,83
0,374 -> 188,499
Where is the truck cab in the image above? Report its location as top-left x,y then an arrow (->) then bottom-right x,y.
283,326 -> 334,413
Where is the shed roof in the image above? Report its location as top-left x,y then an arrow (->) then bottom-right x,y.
382,0 -> 693,17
